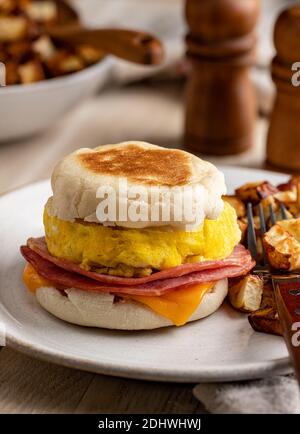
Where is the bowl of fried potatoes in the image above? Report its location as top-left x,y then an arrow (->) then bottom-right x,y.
0,0 -> 112,141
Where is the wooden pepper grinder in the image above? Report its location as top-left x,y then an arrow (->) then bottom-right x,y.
184,0 -> 260,155
267,6 -> 300,171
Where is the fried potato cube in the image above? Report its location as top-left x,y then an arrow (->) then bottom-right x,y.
294,177 -> 300,212
264,219 -> 300,271
238,218 -> 247,244
290,175 -> 300,191
32,35 -> 56,60
222,195 -> 246,218
76,44 -> 104,65
274,190 -> 297,204
259,195 -> 294,222
228,275 -> 263,312
0,0 -> 16,14
235,181 -> 278,204
0,43 -> 8,63
18,60 -> 45,84
6,40 -> 32,63
273,186 -> 298,218
23,1 -> 57,23
248,307 -> 283,336
286,203 -> 300,218
0,17 -> 27,42
46,51 -> 84,76
278,177 -> 300,217
246,278 -> 283,336
4,61 -> 19,85
59,55 -> 84,73
277,179 -> 296,192
259,194 -> 277,215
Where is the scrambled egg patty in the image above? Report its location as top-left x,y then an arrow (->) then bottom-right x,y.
44,202 -> 241,277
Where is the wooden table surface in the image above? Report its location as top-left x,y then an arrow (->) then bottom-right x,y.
0,82 -> 268,414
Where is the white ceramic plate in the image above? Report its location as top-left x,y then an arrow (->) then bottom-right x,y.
0,58 -> 113,142
0,166 -> 292,382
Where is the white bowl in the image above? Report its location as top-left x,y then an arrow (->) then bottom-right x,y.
0,57 -> 112,142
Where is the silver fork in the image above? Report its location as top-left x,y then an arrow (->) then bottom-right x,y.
247,202 -> 300,385
247,202 -> 288,274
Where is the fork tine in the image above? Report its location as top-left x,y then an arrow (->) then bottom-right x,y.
280,203 -> 288,220
258,203 -> 267,234
258,203 -> 269,266
269,204 -> 276,226
247,203 -> 259,262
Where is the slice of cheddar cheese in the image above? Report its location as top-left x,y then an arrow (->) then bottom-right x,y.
23,264 -> 214,326
23,263 -> 52,293
130,283 -> 214,326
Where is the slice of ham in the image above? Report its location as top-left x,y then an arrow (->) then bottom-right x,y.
27,237 -> 253,286
20,245 -> 254,296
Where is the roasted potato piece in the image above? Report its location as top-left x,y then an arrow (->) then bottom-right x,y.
23,1 -> 57,23
4,61 -> 19,85
295,177 -> 300,198
45,51 -> 84,76
277,179 -> 296,192
256,236 -> 265,262
0,0 -> 16,14
286,203 -> 300,218
278,177 -> 300,216
274,190 -> 297,204
32,35 -> 56,60
248,307 -> 283,336
290,175 -> 300,192
235,181 -> 278,204
6,40 -> 32,63
0,43 -> 8,63
259,195 -> 294,224
222,195 -> 246,218
273,207 -> 294,222
261,280 -> 276,309
264,219 -> 300,271
18,59 -> 45,84
258,194 -> 277,214
59,55 -> 84,73
273,187 -> 298,218
238,218 -> 247,244
293,177 -> 300,213
0,16 -> 27,42
77,44 -> 104,65
228,275 -> 263,312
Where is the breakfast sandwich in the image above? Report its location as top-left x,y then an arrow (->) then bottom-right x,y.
20,141 -> 254,330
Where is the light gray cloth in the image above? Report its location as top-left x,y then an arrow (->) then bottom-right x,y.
193,376 -> 300,414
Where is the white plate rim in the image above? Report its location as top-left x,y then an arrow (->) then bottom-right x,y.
0,57 -> 113,95
4,332 -> 291,383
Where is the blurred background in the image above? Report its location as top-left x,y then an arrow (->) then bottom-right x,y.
0,0 -> 296,194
